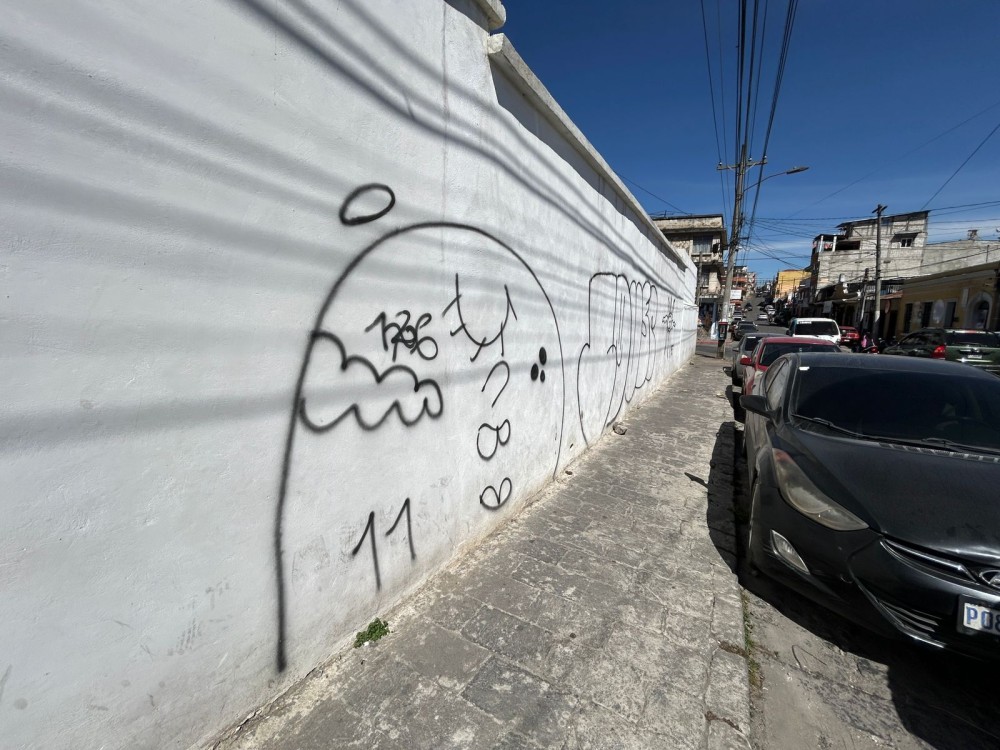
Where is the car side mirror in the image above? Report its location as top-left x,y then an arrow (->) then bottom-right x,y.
739,355 -> 752,366
740,394 -> 771,418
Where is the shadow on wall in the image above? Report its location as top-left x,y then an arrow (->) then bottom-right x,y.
229,0 -> 682,285
273,185 -> 686,672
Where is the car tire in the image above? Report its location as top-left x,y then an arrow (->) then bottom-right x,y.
733,399 -> 746,423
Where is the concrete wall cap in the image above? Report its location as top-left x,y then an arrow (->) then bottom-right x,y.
471,0 -> 506,30
486,33 -> 687,269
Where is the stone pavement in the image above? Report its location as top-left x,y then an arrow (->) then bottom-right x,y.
214,347 -> 749,750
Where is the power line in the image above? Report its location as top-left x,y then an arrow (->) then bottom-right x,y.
920,117 -> 1000,209
743,0 -> 799,246
700,0 -> 731,221
699,0 -> 725,173
619,176 -> 689,214
756,200 -> 1000,223
787,97 -> 1000,216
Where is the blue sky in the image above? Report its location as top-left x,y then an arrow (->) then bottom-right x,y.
499,0 -> 1000,282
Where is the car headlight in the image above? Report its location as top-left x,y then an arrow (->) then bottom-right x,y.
772,449 -> 868,531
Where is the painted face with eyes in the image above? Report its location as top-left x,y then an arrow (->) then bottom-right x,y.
277,201 -> 563,667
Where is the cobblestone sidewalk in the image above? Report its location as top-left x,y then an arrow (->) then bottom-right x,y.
214,349 -> 749,750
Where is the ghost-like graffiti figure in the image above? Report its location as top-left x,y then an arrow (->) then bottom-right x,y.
274,185 -> 564,671
576,273 -> 663,446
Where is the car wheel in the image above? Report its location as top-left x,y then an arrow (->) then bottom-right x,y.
733,393 -> 746,423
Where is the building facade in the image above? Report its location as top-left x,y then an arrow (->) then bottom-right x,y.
891,262 -> 998,336
810,211 -> 929,292
654,214 -> 728,326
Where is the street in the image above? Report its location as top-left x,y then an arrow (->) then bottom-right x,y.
710,321 -> 1000,749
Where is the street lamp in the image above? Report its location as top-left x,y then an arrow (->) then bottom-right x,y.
759,165 -> 810,182
716,161 -> 810,357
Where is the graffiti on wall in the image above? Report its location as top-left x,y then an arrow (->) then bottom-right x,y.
274,185 -> 565,670
576,273 -> 671,447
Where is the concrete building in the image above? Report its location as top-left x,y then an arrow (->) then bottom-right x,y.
809,211 -> 929,292
773,268 -> 811,300
805,216 -> 1000,333
918,231 -> 1000,276
654,213 -> 727,325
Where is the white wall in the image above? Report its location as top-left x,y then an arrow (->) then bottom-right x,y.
0,1 -> 695,748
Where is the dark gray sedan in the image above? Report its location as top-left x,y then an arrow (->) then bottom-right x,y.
732,320 -> 759,341
741,353 -> 1000,658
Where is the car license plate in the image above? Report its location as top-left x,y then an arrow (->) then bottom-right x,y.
959,599 -> 1000,636
966,354 -> 983,360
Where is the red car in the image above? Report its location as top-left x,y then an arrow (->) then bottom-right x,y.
734,336 -> 841,422
839,326 -> 860,348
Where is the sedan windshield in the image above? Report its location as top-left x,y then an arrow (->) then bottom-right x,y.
792,367 -> 1000,452
759,343 -> 838,367
794,321 -> 838,336
945,331 -> 1000,347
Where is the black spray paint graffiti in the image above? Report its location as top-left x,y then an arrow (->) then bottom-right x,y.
479,478 -> 512,510
298,331 -> 443,432
476,420 -> 511,460
443,274 -> 517,362
350,498 -> 416,591
274,184 -> 565,672
365,310 -> 438,361
576,273 -> 668,447
480,361 -> 510,408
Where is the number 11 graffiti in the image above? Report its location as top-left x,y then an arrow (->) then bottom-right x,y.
350,498 -> 416,591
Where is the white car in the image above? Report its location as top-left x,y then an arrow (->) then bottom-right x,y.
785,317 -> 841,345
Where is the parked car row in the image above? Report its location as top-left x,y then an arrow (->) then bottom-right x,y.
728,314 -> 1000,660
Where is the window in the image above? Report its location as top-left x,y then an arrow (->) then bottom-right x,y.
972,300 -> 990,330
765,360 -> 790,410
760,342 -> 840,367
920,302 -> 932,328
693,235 -> 714,254
893,232 -> 918,248
903,303 -> 913,333
793,367 -> 1000,450
791,320 -> 839,337
944,301 -> 957,327
944,330 -> 1000,347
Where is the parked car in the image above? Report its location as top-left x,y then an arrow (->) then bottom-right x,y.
729,332 -> 776,386
732,320 -> 759,341
740,353 -> 1000,659
839,326 -> 860,348
786,317 -> 841,345
881,328 -> 1000,377
733,336 -> 840,421
756,312 -> 770,322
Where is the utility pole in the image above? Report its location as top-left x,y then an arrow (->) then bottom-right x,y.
716,147 -> 765,357
872,204 -> 886,339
